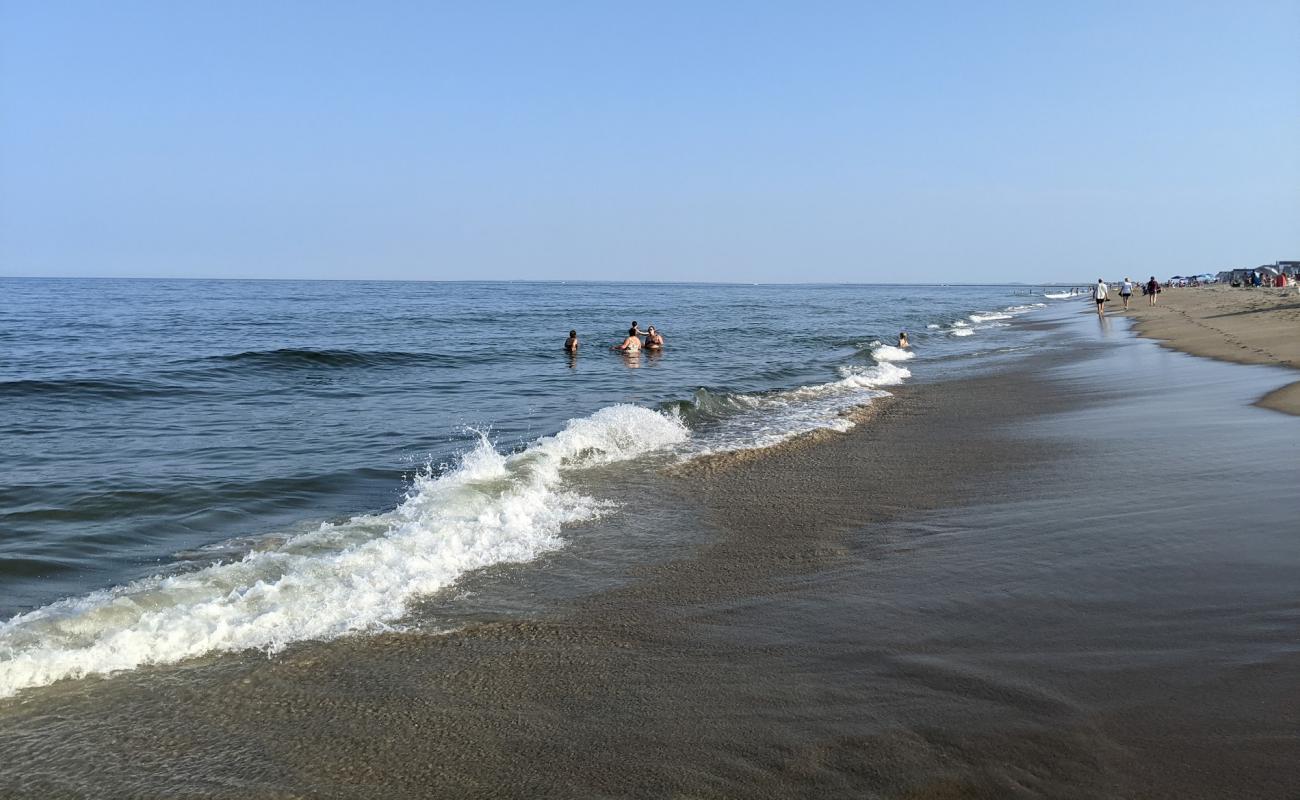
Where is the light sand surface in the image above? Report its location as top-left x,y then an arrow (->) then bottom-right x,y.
1121,284 -> 1300,414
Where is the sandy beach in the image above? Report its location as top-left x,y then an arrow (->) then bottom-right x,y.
1121,283 -> 1300,414
2,310 -> 1297,798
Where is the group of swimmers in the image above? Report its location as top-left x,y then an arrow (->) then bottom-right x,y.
564,322 -> 907,354
563,320 -> 665,354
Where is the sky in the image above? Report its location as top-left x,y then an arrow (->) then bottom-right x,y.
1,1 -> 1297,283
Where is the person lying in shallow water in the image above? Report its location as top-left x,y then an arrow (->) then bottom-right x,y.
644,326 -> 664,350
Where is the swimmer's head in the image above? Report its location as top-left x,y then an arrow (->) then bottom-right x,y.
569,330 -> 577,337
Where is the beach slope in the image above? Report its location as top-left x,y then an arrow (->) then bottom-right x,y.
1126,284 -> 1300,414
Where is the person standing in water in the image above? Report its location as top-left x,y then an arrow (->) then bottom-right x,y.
1119,277 -> 1133,310
644,326 -> 664,351
1094,278 -> 1108,316
613,327 -> 642,352
898,331 -> 910,348
564,330 -> 579,352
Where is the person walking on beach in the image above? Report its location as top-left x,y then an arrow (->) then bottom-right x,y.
1119,277 -> 1133,310
564,330 -> 579,352
1094,279 -> 1108,316
1146,276 -> 1159,306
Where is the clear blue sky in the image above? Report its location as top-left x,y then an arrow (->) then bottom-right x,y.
2,1 -> 1297,283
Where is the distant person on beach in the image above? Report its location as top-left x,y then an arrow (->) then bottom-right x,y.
1094,279 -> 1108,316
644,326 -> 664,351
564,330 -> 579,352
1147,276 -> 1160,306
1120,278 -> 1133,310
898,331 -> 910,348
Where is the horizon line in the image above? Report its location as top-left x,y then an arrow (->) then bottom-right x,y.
0,275 -> 1105,287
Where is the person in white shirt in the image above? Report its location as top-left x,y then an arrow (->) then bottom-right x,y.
1094,279 -> 1108,316
1119,277 -> 1134,310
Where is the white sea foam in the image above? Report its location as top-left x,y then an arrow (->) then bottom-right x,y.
1044,291 -> 1073,300
1004,303 -> 1046,313
969,312 -> 1013,323
869,342 -> 915,362
833,361 -> 911,388
0,405 -> 687,698
926,324 -> 941,329
951,328 -> 975,336
687,362 -> 910,456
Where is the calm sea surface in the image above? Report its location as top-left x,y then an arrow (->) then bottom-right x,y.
0,278 -> 1064,696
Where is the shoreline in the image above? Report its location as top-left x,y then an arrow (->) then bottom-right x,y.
1120,283 -> 1300,414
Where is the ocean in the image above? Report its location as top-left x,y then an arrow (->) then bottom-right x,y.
0,279 -> 1058,698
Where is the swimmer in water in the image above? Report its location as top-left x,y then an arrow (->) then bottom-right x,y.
898,331 -> 909,348
564,330 -> 579,352
644,326 -> 664,351
613,328 -> 642,352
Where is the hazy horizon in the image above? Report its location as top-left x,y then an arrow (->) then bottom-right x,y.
2,1 -> 1297,283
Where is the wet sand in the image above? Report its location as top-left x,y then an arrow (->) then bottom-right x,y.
2,315 -> 1298,798
1121,284 -> 1300,414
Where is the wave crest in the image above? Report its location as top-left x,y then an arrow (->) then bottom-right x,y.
0,405 -> 685,698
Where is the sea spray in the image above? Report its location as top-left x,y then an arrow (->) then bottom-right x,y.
0,405 -> 687,698
869,343 -> 915,363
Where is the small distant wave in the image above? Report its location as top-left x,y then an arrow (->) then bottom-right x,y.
0,404 -> 687,698
203,348 -> 454,371
951,328 -> 975,337
681,362 -> 910,457
1005,303 -> 1046,313
1044,291 -> 1074,300
969,312 -> 1013,323
664,388 -> 761,426
0,377 -> 181,401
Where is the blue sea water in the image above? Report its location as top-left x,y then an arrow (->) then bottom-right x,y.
0,278 -> 1067,696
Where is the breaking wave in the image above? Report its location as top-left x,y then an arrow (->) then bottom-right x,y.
0,405 -> 686,698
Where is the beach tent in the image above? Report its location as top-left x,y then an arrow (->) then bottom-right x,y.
1258,266 -> 1281,277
